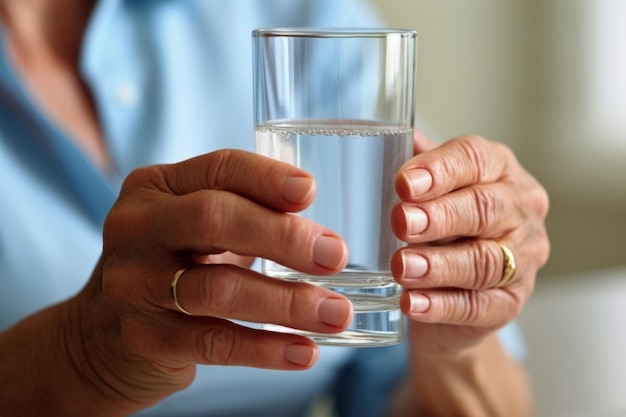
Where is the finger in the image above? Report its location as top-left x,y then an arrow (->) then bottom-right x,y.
412,128 -> 438,154
152,190 -> 348,274
137,149 -> 316,213
166,265 -> 353,334
391,181 -> 521,243
396,134 -> 514,203
400,288 -> 520,328
391,240 -> 508,290
123,316 -> 321,370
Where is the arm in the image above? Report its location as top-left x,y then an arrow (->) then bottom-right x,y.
389,334 -> 531,417
0,295 -> 117,416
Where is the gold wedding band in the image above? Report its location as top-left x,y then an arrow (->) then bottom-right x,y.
171,268 -> 194,315
496,242 -> 516,288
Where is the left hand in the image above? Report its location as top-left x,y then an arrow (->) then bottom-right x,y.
390,131 -> 550,355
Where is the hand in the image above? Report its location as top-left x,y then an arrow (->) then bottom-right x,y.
71,150 -> 352,412
390,132 -> 550,355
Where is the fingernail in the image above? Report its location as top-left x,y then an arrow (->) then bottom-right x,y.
403,206 -> 428,236
313,236 -> 347,270
403,169 -> 432,199
318,298 -> 353,328
281,177 -> 314,204
402,253 -> 428,278
284,344 -> 318,367
409,293 -> 431,314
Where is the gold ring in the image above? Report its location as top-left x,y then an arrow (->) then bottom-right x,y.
171,268 -> 194,315
496,241 -> 516,288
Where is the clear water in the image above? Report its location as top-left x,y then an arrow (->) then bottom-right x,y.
256,121 -> 413,346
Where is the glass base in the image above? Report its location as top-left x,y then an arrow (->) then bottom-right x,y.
264,308 -> 404,347
261,267 -> 404,347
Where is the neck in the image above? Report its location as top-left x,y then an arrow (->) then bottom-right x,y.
0,0 -> 95,65
0,0 -> 111,172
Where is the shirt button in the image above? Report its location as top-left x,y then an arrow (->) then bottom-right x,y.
114,82 -> 139,107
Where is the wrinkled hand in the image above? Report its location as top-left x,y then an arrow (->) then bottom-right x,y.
73,150 -> 353,412
391,132 -> 550,355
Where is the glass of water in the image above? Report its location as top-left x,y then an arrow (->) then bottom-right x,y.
253,28 -> 417,346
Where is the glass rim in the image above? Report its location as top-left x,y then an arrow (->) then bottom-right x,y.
252,27 -> 417,39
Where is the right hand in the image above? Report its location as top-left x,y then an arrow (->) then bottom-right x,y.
70,149 -> 352,413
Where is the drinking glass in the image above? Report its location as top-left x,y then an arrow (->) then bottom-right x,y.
253,28 -> 417,346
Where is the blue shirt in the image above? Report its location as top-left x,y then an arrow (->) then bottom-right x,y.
0,1 -> 524,415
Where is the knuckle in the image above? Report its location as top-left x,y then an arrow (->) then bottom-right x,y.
194,191 -> 228,245
121,166 -> 151,189
123,165 -> 169,194
429,250 -> 453,286
531,227 -> 551,270
286,286 -> 303,324
424,199 -> 453,236
206,149 -> 237,191
436,290 -> 515,328
494,140 -> 516,163
201,271 -> 241,316
102,204 -> 147,251
470,242 -> 501,289
287,282 -> 320,324
200,326 -> 238,365
458,290 -> 488,323
278,214 -> 314,253
457,135 -> 491,182
531,182 -> 550,219
434,291 -> 484,324
469,186 -> 499,234
104,171 -> 164,251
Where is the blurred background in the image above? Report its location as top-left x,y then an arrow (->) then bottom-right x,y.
368,0 -> 626,416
